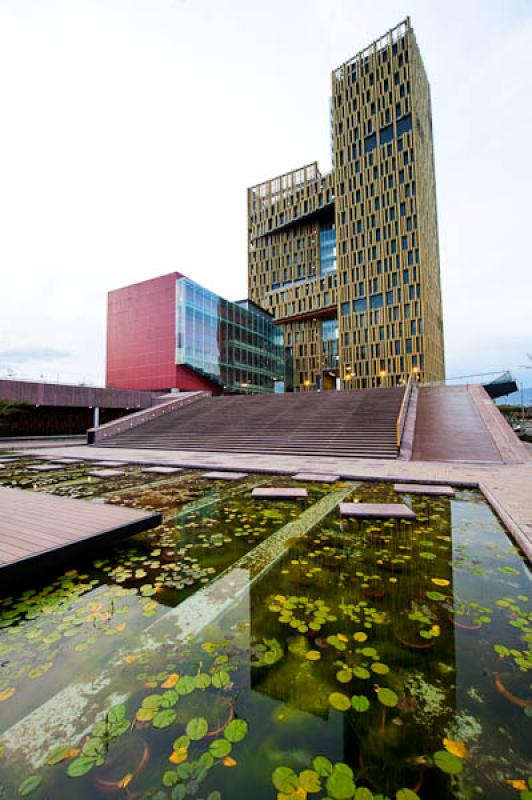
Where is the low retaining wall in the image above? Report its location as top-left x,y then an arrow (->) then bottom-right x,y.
87,391 -> 210,444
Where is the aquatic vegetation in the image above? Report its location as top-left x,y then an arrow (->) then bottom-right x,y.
0,474 -> 530,799
271,756 -> 422,800
268,594 -> 336,634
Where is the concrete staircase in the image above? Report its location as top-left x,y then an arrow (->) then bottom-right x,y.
97,388 -> 405,459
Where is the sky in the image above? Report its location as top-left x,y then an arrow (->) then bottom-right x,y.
0,0 -> 531,389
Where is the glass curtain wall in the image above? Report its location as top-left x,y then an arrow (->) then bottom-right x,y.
175,278 -> 284,393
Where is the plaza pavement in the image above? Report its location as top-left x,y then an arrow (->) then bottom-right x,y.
18,443 -> 532,562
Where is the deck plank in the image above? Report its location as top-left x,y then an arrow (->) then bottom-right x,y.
0,486 -> 161,586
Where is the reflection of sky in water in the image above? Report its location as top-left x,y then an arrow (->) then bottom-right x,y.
451,499 -> 532,793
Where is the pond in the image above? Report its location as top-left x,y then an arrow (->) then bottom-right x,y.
0,461 -> 530,800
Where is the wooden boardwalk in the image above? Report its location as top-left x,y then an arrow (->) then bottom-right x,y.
0,487 -> 161,586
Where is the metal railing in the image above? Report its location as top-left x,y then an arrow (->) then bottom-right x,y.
422,370 -> 512,388
396,374 -> 414,448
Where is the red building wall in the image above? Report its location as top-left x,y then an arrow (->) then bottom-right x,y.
106,273 -> 180,391
106,273 -> 218,393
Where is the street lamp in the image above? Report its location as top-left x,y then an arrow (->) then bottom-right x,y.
517,380 -> 525,424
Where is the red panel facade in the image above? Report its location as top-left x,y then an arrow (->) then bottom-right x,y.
106,273 -> 180,391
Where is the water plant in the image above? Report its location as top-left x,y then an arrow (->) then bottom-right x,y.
268,594 -> 337,634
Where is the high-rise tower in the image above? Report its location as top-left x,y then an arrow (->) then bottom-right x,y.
248,18 -> 445,391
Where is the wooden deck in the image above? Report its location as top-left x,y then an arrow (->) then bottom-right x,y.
0,487 -> 161,586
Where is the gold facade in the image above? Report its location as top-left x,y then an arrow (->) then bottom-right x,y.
248,19 -> 445,391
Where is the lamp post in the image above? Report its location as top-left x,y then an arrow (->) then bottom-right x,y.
517,380 -> 525,424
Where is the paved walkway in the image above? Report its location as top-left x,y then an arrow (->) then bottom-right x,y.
20,444 -> 532,562
414,386 -> 501,462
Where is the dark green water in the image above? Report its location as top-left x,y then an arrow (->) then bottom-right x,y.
0,461 -> 530,800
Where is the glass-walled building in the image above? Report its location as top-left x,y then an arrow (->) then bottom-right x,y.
175,277 -> 284,393
106,271 -> 284,394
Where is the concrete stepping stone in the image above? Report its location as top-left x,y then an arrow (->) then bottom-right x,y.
393,483 -> 455,497
50,458 -> 85,465
27,464 -> 68,472
93,461 -> 127,467
88,469 -> 126,478
142,466 -> 182,475
292,472 -> 339,483
340,502 -> 416,520
0,456 -> 20,462
252,487 -> 308,500
202,471 -> 248,481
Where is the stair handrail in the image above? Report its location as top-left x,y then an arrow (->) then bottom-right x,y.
396,374 -> 414,449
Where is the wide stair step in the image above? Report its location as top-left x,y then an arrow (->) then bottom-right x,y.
96,387 -> 405,460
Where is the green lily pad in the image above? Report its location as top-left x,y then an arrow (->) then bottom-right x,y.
396,789 -> 421,800
173,735 -> 190,750
426,591 -> 446,601
329,692 -> 351,711
433,749 -> 463,774
326,770 -> 356,799
353,666 -> 371,680
46,744 -> 72,765
211,670 -> 230,689
299,770 -> 321,792
67,755 -> 96,777
176,675 -> 196,695
376,688 -> 398,707
354,788 -> 373,800
351,695 -> 370,712
224,718 -> 248,742
371,663 -> 389,675
107,704 -> 126,723
153,709 -> 177,729
18,776 -> 42,797
272,766 -> 299,793
209,738 -> 232,758
186,716 -> 208,740
336,669 -> 352,683
312,755 -> 334,777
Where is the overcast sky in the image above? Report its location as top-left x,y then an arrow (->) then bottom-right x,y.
0,0 -> 531,388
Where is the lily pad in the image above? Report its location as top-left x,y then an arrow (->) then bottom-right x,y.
224,718 -> 248,742
312,756 -> 334,777
376,688 -> 398,707
67,755 -> 96,777
18,776 -> 42,797
299,769 -> 321,792
326,770 -> 356,799
209,738 -> 232,758
351,695 -> 370,712
329,692 -> 351,711
153,709 -> 177,729
186,716 -> 209,740
46,744 -> 72,765
433,749 -> 463,774
272,766 -> 299,793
